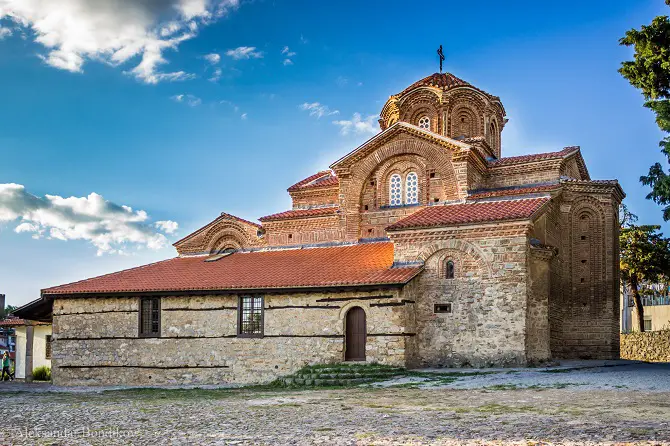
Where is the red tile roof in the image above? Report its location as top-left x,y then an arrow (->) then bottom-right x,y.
489,147 -> 579,167
42,242 -> 421,295
387,198 -> 550,231
0,318 -> 49,326
260,207 -> 339,222
288,171 -> 339,192
398,72 -> 498,100
467,184 -> 559,200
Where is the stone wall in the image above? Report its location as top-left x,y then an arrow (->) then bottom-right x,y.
51,290 -> 411,386
548,186 -> 621,360
390,222 -> 532,367
620,331 -> 670,362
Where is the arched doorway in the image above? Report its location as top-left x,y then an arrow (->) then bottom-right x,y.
345,307 -> 366,361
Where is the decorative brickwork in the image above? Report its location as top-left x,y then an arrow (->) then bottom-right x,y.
37,71 -> 626,386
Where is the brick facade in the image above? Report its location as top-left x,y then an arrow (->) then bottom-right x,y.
42,72 -> 625,386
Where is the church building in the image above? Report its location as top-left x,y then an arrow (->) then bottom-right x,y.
16,72 -> 624,386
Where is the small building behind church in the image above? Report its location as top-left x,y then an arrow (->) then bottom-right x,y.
16,71 -> 624,386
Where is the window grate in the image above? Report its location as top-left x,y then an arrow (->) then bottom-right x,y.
139,297 -> 161,337
238,295 -> 264,337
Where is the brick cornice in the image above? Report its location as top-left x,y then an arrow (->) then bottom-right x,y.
560,179 -> 625,202
330,122 -> 470,172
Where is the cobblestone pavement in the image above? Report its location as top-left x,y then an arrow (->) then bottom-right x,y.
1,384 -> 669,445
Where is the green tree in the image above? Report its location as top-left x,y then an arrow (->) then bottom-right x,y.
619,10 -> 670,220
4,305 -> 17,316
620,220 -> 670,331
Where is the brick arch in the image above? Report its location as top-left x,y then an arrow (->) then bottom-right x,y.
343,137 -> 460,239
398,90 -> 441,130
372,154 -> 428,207
203,222 -> 254,253
568,197 -> 607,315
415,239 -> 493,279
450,104 -> 480,139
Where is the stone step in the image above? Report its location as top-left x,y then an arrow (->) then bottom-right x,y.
281,377 -> 377,387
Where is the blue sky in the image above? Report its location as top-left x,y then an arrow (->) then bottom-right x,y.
0,0 -> 668,306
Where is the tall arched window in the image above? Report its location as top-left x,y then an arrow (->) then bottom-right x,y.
445,260 -> 455,279
405,172 -> 419,204
418,116 -> 430,130
389,174 -> 402,206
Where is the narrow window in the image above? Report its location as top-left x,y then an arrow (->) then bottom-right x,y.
45,335 -> 52,359
445,260 -> 455,279
389,174 -> 402,206
139,297 -> 161,337
644,318 -> 652,332
405,172 -> 419,204
434,303 -> 452,314
238,295 -> 264,337
418,116 -> 430,130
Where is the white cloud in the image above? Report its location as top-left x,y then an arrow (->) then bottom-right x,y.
240,113 -> 247,120
209,67 -> 222,82
0,0 -> 240,83
335,76 -> 348,87
171,94 -> 201,107
281,46 -> 296,66
0,26 -> 12,40
300,102 -> 339,119
333,113 -> 379,136
281,46 -> 296,57
155,220 -> 179,234
0,183 -> 178,255
300,34 -> 308,44
203,53 -> 221,65
225,46 -> 263,60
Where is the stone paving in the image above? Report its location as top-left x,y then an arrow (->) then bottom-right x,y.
0,362 -> 669,445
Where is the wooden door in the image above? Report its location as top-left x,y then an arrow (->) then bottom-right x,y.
345,307 -> 366,361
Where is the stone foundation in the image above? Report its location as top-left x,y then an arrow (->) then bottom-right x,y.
52,290 -> 411,386
620,331 -> 670,362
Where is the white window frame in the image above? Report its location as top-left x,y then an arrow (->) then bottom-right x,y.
405,172 -> 419,204
418,116 -> 430,130
389,174 -> 403,206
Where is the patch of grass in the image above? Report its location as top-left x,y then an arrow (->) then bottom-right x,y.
314,427 -> 334,432
539,368 -> 573,374
32,366 -> 51,381
483,384 -> 520,391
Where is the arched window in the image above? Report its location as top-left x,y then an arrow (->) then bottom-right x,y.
389,174 -> 402,206
418,116 -> 430,130
445,260 -> 455,279
405,172 -> 419,204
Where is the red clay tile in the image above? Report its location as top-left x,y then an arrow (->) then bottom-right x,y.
387,198 -> 549,231
287,171 -> 339,192
489,147 -> 579,167
42,242 -> 421,295
259,207 -> 338,222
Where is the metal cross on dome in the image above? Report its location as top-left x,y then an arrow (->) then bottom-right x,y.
437,45 -> 445,73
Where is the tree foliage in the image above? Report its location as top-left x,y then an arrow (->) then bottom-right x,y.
620,209 -> 670,331
619,10 -> 670,220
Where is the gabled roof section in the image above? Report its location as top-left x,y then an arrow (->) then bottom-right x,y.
173,212 -> 261,247
330,121 -> 471,170
397,72 -> 499,102
387,197 -> 550,231
260,206 -> 339,222
287,171 -> 339,192
489,146 -> 590,180
42,242 -> 422,296
467,183 -> 560,200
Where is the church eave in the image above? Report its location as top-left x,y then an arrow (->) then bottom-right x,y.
330,122 -> 470,171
